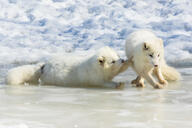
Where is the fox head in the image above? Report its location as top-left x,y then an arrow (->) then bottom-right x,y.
97,46 -> 125,78
142,39 -> 164,68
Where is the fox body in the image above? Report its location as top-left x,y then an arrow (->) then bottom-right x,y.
6,63 -> 44,85
6,47 -> 131,89
125,30 -> 181,89
40,46 -> 131,88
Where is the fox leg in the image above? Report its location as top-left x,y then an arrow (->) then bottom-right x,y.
143,72 -> 164,89
153,67 -> 168,85
119,57 -> 133,73
131,76 -> 145,88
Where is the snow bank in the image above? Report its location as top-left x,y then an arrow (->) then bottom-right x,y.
0,0 -> 191,67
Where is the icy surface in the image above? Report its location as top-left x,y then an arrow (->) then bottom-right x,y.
0,0 -> 191,66
0,69 -> 192,128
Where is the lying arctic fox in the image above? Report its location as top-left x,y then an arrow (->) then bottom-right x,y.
125,30 -> 181,89
6,47 -> 131,88
6,63 -> 45,85
40,46 -> 131,88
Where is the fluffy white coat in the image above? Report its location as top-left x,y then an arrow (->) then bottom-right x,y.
6,63 -> 45,85
40,46 -> 131,88
125,30 -> 181,89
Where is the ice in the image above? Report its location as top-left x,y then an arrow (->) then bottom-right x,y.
0,69 -> 192,128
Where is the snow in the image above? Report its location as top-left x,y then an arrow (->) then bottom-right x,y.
0,0 -> 191,66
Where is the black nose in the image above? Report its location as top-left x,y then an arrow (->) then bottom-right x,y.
121,59 -> 125,63
154,65 -> 158,67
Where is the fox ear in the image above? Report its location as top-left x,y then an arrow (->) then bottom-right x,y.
98,56 -> 105,65
159,38 -> 164,47
143,42 -> 149,50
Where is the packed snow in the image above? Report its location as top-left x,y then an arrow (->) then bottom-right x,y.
0,0 -> 191,67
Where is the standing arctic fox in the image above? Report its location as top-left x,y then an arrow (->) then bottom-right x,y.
125,30 -> 181,89
40,46 -> 131,88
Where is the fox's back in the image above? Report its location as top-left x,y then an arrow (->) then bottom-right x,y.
125,30 -> 157,58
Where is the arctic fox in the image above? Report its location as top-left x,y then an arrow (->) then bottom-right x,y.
6,47 -> 131,89
40,46 -> 131,88
6,63 -> 45,85
125,30 -> 181,89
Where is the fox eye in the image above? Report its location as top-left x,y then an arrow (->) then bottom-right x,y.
112,60 -> 115,64
149,54 -> 153,58
99,60 -> 103,63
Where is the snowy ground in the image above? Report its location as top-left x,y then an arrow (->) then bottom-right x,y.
0,0 -> 191,67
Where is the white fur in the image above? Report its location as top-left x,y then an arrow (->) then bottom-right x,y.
6,63 -> 45,85
40,46 -> 130,88
125,30 -> 181,89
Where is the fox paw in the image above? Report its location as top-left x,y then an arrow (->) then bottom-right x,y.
131,79 -> 145,88
131,79 -> 137,85
116,82 -> 125,89
154,83 -> 164,89
160,80 -> 168,85
136,82 -> 145,88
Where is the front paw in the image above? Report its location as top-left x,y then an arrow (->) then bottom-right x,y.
154,83 -> 164,89
131,79 -> 145,88
160,79 -> 168,85
131,79 -> 137,84
116,82 -> 125,89
136,82 -> 145,88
